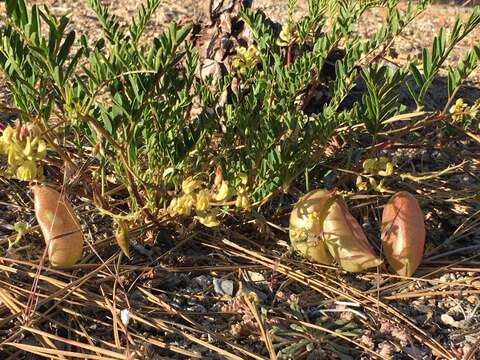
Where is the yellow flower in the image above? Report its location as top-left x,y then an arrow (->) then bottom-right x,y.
213,180 -> 233,202
449,98 -> 469,122
276,23 -> 296,47
196,210 -> 220,228
16,160 -> 37,181
235,190 -> 251,210
168,197 -> 178,216
34,138 -> 47,160
238,173 -> 248,185
7,145 -> 23,166
449,98 -> 466,114
356,175 -> 368,191
378,161 -> 393,177
195,189 -> 210,211
0,122 -> 47,181
177,194 -> 194,216
0,126 -> 14,147
182,176 -> 202,195
368,178 -> 389,193
362,158 -> 376,174
23,137 -> 33,157
169,194 -> 195,216
232,45 -> 260,74
362,157 -> 393,177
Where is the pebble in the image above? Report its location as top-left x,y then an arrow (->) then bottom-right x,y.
243,271 -> 266,283
213,278 -> 234,297
193,275 -> 211,290
441,313 -> 466,328
186,304 -> 206,313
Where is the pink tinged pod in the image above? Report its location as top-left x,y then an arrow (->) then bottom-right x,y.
32,185 -> 84,267
381,191 -> 425,277
322,197 -> 383,272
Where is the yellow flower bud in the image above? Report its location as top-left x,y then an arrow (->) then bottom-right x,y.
36,139 -> 47,159
238,173 -> 248,185
175,194 -> 194,216
168,197 -> 178,216
232,46 -> 259,74
356,176 -> 368,191
213,180 -> 233,202
23,137 -> 33,157
235,192 -> 250,210
1,126 -> 15,145
362,158 -> 376,173
378,161 -> 394,177
195,210 -> 220,227
196,189 -> 210,211
8,145 -> 21,166
236,46 -> 247,57
246,45 -> 259,60
182,176 -> 202,195
276,23 -> 296,47
16,160 -> 37,181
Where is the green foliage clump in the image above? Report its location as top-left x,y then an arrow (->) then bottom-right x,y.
0,0 -> 479,222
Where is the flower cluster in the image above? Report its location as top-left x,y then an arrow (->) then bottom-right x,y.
168,171 -> 251,227
356,157 -> 393,193
276,23 -> 296,47
0,122 -> 46,181
232,45 -> 260,75
449,98 -> 478,124
234,172 -> 250,210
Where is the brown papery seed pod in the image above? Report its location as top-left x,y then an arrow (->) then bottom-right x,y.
381,191 -> 425,277
289,189 -> 334,265
323,197 -> 382,272
32,185 -> 84,267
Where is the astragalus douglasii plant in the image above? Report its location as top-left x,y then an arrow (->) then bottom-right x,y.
0,0 -> 479,230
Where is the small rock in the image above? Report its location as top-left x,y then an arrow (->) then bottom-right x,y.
440,314 -> 465,328
172,296 -> 186,308
193,275 -> 211,290
213,278 -> 234,297
243,271 -> 266,283
187,304 -> 206,313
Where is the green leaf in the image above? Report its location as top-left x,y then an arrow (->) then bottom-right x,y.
57,30 -> 75,65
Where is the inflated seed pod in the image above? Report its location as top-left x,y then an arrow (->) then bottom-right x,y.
289,190 -> 334,264
32,185 -> 84,267
381,191 -> 425,277
322,196 -> 383,272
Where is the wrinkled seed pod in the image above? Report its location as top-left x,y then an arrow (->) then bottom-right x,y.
32,185 -> 84,267
289,189 -> 334,264
381,191 -> 425,277
323,197 -> 382,272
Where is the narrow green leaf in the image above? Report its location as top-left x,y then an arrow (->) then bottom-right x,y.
57,30 -> 76,65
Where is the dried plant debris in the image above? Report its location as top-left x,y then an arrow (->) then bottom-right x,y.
0,0 -> 480,359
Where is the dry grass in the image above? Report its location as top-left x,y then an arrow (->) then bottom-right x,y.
1,0 -> 480,359
1,108 -> 479,358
